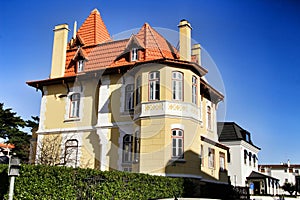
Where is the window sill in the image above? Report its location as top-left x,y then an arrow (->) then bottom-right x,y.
170,158 -> 186,163
64,118 -> 81,123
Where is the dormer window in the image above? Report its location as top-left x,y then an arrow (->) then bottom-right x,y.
77,59 -> 84,72
131,48 -> 138,61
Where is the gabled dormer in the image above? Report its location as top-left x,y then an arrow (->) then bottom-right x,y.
122,35 -> 145,62
72,48 -> 88,73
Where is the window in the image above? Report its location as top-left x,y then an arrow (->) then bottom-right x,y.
77,59 -> 84,72
172,71 -> 183,100
249,152 -> 252,166
219,152 -> 225,171
207,106 -> 212,130
125,84 -> 134,111
227,151 -> 231,163
123,135 -> 133,163
131,48 -> 138,61
123,167 -> 132,172
208,148 -> 215,168
284,169 -> 287,173
149,71 -> 160,100
253,154 -> 256,167
64,139 -> 78,167
172,129 -> 184,159
244,150 -> 248,164
69,93 -> 80,118
200,144 -> 204,166
135,76 -> 141,105
192,76 -> 197,104
133,131 -> 140,162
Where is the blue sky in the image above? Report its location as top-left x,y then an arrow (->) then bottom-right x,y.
1,0 -> 299,164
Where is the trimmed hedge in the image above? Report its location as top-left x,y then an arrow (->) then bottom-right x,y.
0,164 -> 183,199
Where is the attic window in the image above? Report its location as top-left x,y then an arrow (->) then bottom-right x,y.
77,59 -> 85,72
131,48 -> 138,61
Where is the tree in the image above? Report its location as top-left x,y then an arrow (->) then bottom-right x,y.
0,103 -> 33,163
282,182 -> 296,196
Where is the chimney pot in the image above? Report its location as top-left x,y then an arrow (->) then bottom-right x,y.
178,19 -> 192,61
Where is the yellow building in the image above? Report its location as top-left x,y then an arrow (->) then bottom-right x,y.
27,9 -> 228,184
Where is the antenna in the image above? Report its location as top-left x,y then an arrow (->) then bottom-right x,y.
73,21 -> 77,39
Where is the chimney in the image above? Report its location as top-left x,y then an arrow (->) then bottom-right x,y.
50,24 -> 69,79
178,19 -> 192,61
192,44 -> 202,66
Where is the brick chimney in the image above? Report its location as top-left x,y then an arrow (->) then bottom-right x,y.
50,24 -> 69,78
178,19 -> 192,61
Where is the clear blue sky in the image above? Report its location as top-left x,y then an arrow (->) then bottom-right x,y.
1,0 -> 299,164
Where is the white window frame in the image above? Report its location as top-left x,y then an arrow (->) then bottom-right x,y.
219,152 -> 225,171
172,71 -> 183,101
125,84 -> 134,111
207,106 -> 212,130
192,75 -> 197,104
131,48 -> 138,61
135,76 -> 141,105
69,93 -> 80,118
122,134 -> 133,163
149,71 -> 160,101
208,147 -> 215,168
172,129 -> 184,159
64,139 -> 79,168
77,59 -> 84,72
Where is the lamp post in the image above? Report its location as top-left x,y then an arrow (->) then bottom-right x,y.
8,156 -> 20,200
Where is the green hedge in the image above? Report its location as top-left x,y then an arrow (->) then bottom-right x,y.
0,164 -> 183,199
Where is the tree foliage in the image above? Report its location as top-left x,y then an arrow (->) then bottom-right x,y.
0,103 -> 38,163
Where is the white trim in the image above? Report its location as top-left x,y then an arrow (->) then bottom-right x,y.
136,100 -> 201,122
36,126 -> 95,134
171,124 -> 185,130
64,86 -> 84,122
38,86 -> 48,132
96,128 -> 109,171
97,76 -> 110,126
61,132 -> 83,168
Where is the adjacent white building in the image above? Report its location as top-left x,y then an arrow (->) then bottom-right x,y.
218,122 -> 260,187
218,122 -> 280,195
259,161 -> 300,186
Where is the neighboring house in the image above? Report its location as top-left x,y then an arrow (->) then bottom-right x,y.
218,122 -> 279,195
0,143 -> 15,164
259,161 -> 300,189
27,9 -> 228,184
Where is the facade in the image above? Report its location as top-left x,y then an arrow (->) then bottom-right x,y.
218,122 -> 279,195
218,122 -> 261,187
259,161 -> 300,186
27,9 -> 228,183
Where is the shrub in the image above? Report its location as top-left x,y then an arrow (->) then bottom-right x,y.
0,164 -> 183,199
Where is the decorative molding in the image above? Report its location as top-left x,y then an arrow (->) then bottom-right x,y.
135,101 -> 201,122
36,126 -> 95,134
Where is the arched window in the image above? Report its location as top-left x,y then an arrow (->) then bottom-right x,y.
149,71 -> 160,100
133,131 -> 140,162
69,93 -> 80,118
244,149 -> 248,164
172,129 -> 184,159
123,135 -> 133,163
125,84 -> 134,111
253,154 -> 257,167
192,76 -> 197,104
207,106 -> 211,130
172,71 -> 183,100
64,139 -> 78,167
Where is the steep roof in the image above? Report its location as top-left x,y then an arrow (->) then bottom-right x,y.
217,122 -> 260,150
76,9 -> 111,46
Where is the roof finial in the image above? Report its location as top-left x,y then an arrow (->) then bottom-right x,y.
73,21 -> 77,39
91,8 -> 100,14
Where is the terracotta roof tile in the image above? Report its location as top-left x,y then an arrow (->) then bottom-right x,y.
77,9 -> 111,47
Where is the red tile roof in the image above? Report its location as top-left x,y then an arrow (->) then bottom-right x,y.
77,9 -> 111,46
28,9 -> 210,88
0,143 -> 15,149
